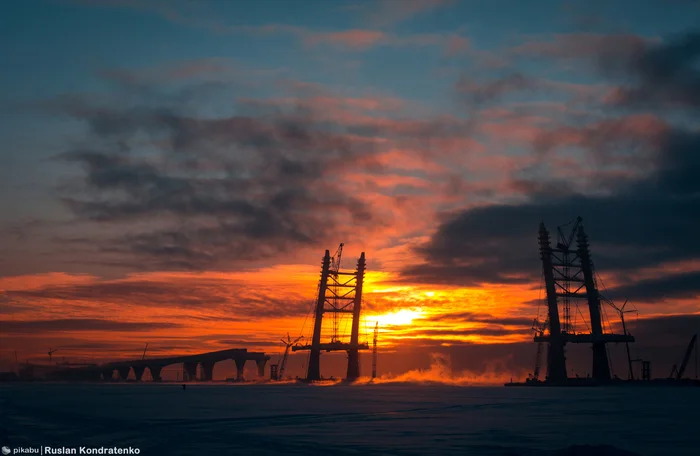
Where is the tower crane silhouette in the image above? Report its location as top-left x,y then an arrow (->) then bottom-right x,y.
279,333 -> 304,380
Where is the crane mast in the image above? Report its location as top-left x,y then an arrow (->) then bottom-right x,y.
279,333 -> 303,380
372,322 -> 378,379
330,243 -> 344,343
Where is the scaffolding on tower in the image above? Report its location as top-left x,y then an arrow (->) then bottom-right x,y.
524,217 -> 634,384
292,244 -> 369,382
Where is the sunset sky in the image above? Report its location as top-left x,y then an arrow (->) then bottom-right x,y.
1,0 -> 699,380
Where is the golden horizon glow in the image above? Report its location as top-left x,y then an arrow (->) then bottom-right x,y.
370,308 -> 426,327
1,264 -> 697,366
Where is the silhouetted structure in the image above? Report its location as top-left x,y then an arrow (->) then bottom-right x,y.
669,334 -> 697,380
537,222 -> 568,382
372,322 -> 378,380
21,348 -> 270,382
535,219 -> 633,383
269,333 -> 303,381
293,246 -> 369,381
507,217 -> 699,387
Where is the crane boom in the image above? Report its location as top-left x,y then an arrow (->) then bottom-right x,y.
676,334 -> 697,380
556,216 -> 582,250
331,243 -> 344,276
329,243 -> 344,343
279,333 -> 304,380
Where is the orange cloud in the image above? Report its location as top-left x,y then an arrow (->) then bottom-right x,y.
1,265 -> 543,364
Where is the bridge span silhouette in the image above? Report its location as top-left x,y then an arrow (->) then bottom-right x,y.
45,348 -> 271,382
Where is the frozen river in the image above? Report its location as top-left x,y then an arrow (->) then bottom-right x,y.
1,382 -> 698,455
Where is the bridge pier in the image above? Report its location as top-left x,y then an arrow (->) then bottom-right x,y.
133,366 -> 146,381
235,358 -> 246,381
102,369 -> 114,381
184,362 -> 198,381
256,359 -> 267,378
117,367 -> 131,381
149,365 -> 163,382
201,361 -> 215,381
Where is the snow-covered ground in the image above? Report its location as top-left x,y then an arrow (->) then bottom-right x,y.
1,382 -> 698,455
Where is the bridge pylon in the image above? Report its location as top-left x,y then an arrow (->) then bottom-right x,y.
293,247 -> 369,381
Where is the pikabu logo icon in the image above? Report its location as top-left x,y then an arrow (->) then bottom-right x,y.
1,446 -> 11,455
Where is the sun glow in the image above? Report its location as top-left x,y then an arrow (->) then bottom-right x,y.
371,308 -> 425,327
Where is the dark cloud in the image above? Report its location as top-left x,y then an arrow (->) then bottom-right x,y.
0,319 -> 181,334
37,68 -> 483,272
405,29 -> 700,291
7,278 -> 313,318
402,167 -> 700,286
605,271 -> 700,302
0,293 -> 33,314
47,80 -> 385,270
599,29 -> 700,110
628,314 -> 700,348
532,114 -> 666,166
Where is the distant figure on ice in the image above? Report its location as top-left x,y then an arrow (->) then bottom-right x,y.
182,384 -> 186,390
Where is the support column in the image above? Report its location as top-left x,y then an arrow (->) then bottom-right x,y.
149,365 -> 163,382
102,369 -> 114,381
201,361 -> 215,381
256,359 -> 267,378
117,367 -> 131,381
308,250 -> 332,382
184,362 -> 198,381
346,252 -> 366,381
539,222 -> 568,382
133,366 -> 146,381
234,358 -> 246,381
577,226 -> 611,382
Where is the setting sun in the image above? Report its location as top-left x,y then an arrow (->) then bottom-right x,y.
371,308 -> 425,327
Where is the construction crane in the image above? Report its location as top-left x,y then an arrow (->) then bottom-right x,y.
371,322 -> 379,379
555,216 -> 581,334
531,318 -> 547,381
279,333 -> 304,380
556,217 -> 581,250
329,243 -> 344,343
669,334 -> 698,380
142,343 -> 149,360
330,243 -> 344,274
48,348 -> 58,364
